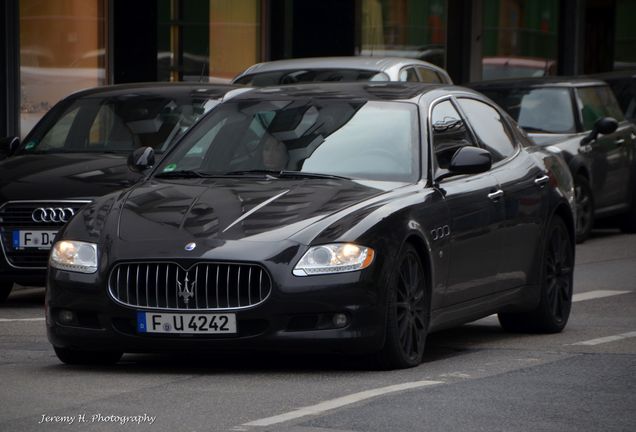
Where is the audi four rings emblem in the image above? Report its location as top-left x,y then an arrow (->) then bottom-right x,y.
31,207 -> 75,223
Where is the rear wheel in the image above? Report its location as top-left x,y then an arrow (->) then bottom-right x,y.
54,347 -> 122,365
376,244 -> 429,369
574,175 -> 594,243
0,281 -> 13,303
499,215 -> 574,333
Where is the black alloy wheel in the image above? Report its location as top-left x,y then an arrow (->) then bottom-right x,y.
377,244 -> 429,369
574,175 -> 594,243
0,280 -> 13,303
54,347 -> 123,365
499,215 -> 574,333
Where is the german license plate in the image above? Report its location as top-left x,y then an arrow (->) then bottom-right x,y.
12,230 -> 57,249
136,312 -> 237,334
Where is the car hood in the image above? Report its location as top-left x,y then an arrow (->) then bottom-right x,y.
0,153 -> 141,201
117,177 -> 403,244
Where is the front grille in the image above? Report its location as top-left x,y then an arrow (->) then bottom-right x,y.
109,262 -> 272,310
0,200 -> 90,268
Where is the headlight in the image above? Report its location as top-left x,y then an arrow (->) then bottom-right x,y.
293,243 -> 374,276
50,240 -> 98,273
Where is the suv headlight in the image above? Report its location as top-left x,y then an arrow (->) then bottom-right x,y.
293,243 -> 374,276
50,240 -> 98,273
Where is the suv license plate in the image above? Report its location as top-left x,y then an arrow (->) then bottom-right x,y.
137,312 -> 237,334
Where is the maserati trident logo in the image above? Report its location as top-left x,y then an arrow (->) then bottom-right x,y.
177,272 -> 196,305
185,242 -> 196,251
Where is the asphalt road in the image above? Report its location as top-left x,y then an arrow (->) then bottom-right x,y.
1,230 -> 634,432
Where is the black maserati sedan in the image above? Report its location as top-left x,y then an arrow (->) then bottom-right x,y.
46,82 -> 576,370
470,78 -> 636,242
0,83 -> 242,302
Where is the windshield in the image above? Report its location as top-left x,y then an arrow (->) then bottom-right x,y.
19,92 -> 218,155
234,69 -> 390,86
156,99 -> 419,182
480,87 -> 576,134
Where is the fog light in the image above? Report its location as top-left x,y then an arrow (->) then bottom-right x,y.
58,310 -> 75,324
332,313 -> 348,328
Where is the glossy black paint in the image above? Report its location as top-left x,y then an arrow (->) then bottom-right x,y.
0,83 -> 241,287
46,83 -> 575,360
470,78 -> 636,238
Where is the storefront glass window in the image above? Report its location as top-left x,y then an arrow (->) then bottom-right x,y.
158,0 -> 261,83
19,0 -> 105,137
482,0 -> 558,80
359,0 -> 447,68
614,0 -> 636,70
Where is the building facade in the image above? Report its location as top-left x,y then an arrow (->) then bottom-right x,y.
1,0 -> 635,138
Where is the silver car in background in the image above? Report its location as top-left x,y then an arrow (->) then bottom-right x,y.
232,56 -> 452,86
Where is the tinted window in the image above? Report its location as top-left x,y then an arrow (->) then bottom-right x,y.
20,93 -> 216,154
480,87 -> 576,134
576,86 -> 625,130
399,68 -> 419,82
430,100 -> 477,170
158,100 -> 419,182
234,69 -> 389,86
457,98 -> 516,161
415,67 -> 442,83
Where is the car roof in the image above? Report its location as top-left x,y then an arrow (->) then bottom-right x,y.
226,81 -> 463,103
235,56 -> 448,77
469,76 -> 608,89
64,82 -> 243,100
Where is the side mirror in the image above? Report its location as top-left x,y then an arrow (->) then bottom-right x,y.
127,146 -> 155,173
436,147 -> 492,182
581,117 -> 618,146
0,136 -> 20,160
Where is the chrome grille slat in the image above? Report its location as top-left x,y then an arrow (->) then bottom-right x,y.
109,262 -> 271,311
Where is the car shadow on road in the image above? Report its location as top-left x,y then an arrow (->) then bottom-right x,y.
1,286 -> 45,309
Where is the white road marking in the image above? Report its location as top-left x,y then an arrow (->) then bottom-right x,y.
242,380 -> 443,427
572,290 -> 630,302
0,317 -> 45,322
571,331 -> 636,346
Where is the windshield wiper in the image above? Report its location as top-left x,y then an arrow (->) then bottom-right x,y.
223,169 -> 350,180
155,170 -> 210,178
523,126 -> 554,133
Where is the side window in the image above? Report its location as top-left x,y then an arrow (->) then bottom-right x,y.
399,67 -> 419,82
576,86 -> 625,131
37,107 -> 80,151
430,100 -> 477,170
415,67 -> 442,83
457,98 -> 516,162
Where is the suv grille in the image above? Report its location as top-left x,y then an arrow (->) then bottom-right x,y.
0,200 -> 90,268
108,262 -> 272,310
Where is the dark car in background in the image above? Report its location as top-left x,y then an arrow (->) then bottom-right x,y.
0,83 -> 242,302
470,78 -> 636,242
47,82 -> 574,369
232,56 -> 453,86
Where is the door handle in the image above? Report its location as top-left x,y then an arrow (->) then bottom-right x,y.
534,175 -> 550,187
488,190 -> 504,201
615,138 -> 625,146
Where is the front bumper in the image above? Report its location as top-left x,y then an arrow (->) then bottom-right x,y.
46,266 -> 387,355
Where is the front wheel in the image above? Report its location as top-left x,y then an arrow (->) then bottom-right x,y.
54,347 -> 122,365
376,244 -> 429,369
0,281 -> 13,303
499,215 -> 574,333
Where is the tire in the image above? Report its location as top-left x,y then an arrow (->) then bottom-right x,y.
0,281 -> 13,303
54,347 -> 122,365
376,244 -> 429,369
498,215 -> 574,333
574,175 -> 594,243
619,190 -> 636,233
